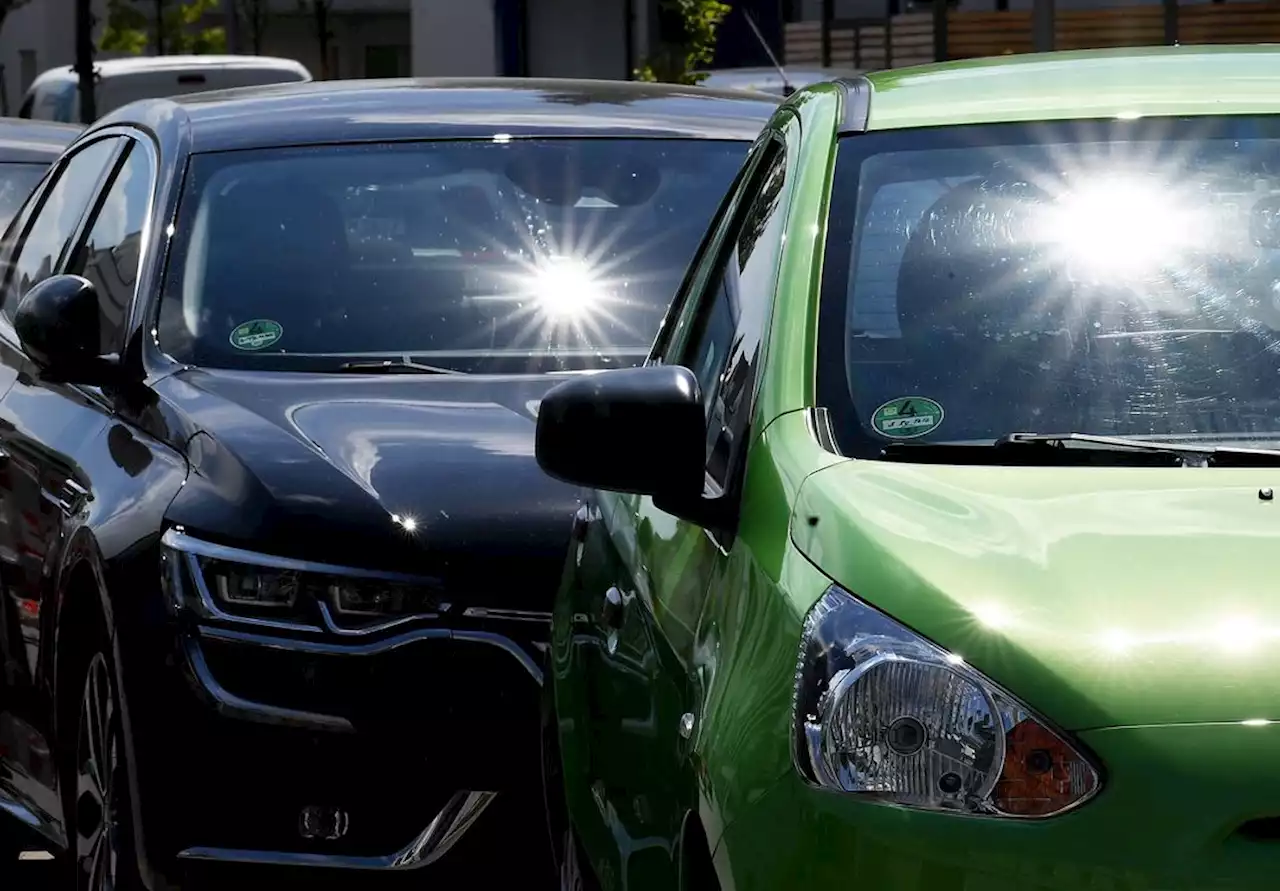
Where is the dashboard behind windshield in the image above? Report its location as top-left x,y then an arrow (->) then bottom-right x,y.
156,137 -> 747,374
817,117 -> 1280,459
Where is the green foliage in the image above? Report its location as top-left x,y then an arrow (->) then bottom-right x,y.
100,0 -> 226,55
634,0 -> 732,85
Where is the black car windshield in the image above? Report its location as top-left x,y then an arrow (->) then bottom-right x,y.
156,138 -> 748,373
817,117 -> 1280,459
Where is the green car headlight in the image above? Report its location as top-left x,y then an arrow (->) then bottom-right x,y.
793,586 -> 1101,818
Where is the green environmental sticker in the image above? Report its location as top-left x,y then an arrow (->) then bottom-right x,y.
870,396 -> 944,439
229,319 -> 283,351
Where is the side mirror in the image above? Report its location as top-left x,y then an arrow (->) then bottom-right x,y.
14,274 -> 107,379
536,365 -> 706,503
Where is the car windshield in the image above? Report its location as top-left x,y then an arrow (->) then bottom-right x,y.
156,137 -> 748,373
817,117 -> 1280,458
0,162 -> 48,231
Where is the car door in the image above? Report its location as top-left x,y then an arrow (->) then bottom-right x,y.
0,131 -> 153,845
555,128 -> 792,890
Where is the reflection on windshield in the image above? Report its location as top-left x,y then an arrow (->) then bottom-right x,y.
156,138 -> 747,374
822,118 -> 1280,457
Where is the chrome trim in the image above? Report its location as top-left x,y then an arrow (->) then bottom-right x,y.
181,636 -> 354,733
198,625 -> 544,686
163,528 -> 439,584
165,528 -> 447,638
460,607 -> 552,623
177,790 -> 497,871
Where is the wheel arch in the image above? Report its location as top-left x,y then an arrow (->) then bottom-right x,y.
52,527 -> 169,890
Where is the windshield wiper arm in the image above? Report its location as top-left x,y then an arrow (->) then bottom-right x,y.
336,359 -> 463,375
883,432 -> 1280,467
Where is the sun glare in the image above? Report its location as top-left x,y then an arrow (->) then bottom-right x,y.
530,256 -> 605,319
1033,174 -> 1202,280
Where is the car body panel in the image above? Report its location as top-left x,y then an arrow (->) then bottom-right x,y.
865,45 -> 1280,132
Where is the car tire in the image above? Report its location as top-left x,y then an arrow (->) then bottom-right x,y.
541,685 -> 599,891
63,633 -> 143,891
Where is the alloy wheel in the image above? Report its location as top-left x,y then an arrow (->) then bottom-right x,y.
75,652 -> 120,891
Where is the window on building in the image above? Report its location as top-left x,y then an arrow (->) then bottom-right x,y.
364,45 -> 410,79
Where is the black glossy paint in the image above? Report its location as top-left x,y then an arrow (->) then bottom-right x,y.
0,80 -> 774,886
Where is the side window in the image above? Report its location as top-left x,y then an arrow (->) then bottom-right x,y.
1,136 -> 121,321
678,140 -> 789,490
66,141 -> 153,354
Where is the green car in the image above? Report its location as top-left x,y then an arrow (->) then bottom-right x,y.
535,45 -> 1280,891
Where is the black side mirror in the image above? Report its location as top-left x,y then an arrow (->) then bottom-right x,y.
536,365 -> 706,504
14,274 -> 109,381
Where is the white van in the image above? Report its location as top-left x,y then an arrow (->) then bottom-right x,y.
18,55 -> 312,123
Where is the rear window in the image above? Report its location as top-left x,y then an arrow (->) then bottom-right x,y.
156,137 -> 748,374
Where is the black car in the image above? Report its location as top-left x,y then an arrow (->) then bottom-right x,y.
0,78 -> 776,888
0,118 -> 80,232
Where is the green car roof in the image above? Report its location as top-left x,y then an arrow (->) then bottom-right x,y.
863,44 -> 1280,131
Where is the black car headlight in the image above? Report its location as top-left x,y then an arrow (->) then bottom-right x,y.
793,586 -> 1101,818
161,528 -> 444,632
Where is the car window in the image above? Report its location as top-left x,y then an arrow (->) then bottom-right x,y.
676,139 -> 787,489
65,141 -> 153,354
155,138 -> 749,374
1,137 -> 120,321
0,163 -> 52,233
818,117 -> 1280,458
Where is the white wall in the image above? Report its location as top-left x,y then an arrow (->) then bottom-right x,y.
411,0 -> 497,76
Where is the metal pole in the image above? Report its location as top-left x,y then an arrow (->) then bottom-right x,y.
75,0 -> 96,122
224,0 -> 241,53
1032,0 -> 1055,52
932,0 -> 948,62
821,0 -> 833,67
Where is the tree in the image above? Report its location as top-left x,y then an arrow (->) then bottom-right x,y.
100,0 -> 226,56
236,0 -> 269,54
298,0 -> 333,79
634,0 -> 732,85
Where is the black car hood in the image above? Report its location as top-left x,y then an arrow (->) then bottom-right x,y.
157,368 -> 582,607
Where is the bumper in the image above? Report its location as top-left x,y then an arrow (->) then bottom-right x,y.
715,722 -> 1280,890
122,537 -> 551,879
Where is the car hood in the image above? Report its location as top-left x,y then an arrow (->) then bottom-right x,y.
791,458 -> 1280,730
157,368 -> 581,608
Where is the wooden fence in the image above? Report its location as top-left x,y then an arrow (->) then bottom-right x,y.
785,2 -> 1280,69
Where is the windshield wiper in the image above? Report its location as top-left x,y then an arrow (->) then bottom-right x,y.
883,431 -> 1280,467
336,359 -> 463,375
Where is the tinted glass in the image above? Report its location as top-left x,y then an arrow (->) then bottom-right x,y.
66,142 -> 152,353
0,163 -> 49,232
3,137 -> 119,319
818,118 -> 1280,458
156,138 -> 749,374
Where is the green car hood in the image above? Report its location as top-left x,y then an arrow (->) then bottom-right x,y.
790,458 -> 1280,731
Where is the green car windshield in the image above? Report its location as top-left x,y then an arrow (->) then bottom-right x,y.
817,117 -> 1280,458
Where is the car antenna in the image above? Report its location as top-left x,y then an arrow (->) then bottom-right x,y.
742,8 -> 796,96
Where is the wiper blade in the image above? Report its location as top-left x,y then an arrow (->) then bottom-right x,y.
883,432 -> 1280,467
336,359 -> 462,375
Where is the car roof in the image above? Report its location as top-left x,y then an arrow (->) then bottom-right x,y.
100,77 -> 780,151
0,117 -> 80,162
857,45 -> 1280,131
32,54 -> 309,84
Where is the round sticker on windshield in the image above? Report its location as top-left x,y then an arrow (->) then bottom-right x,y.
870,397 -> 944,439
229,319 -> 283,351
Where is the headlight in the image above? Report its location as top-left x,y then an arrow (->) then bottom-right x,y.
793,586 -> 1100,818
161,530 -> 443,631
